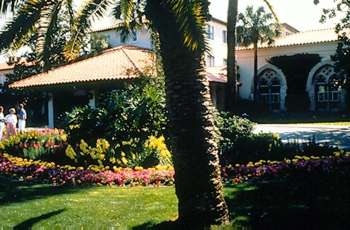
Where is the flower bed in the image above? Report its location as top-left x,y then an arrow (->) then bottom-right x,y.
0,154 -> 174,186
2,151 -> 350,187
0,129 -> 67,161
222,153 -> 350,184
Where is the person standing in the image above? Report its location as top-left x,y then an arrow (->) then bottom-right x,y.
18,104 -> 27,132
0,106 -> 5,141
5,108 -> 17,138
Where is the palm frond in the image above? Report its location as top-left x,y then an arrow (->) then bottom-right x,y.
112,0 -> 145,42
261,0 -> 279,22
38,1 -> 62,69
167,0 -> 210,52
65,0 -> 113,60
0,0 -> 45,52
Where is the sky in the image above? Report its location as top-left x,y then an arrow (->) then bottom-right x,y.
210,0 -> 339,31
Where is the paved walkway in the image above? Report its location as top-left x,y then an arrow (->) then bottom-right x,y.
255,124 -> 350,150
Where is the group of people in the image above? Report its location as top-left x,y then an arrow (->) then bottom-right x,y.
0,104 -> 27,140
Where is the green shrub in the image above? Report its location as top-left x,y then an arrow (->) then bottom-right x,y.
63,77 -> 168,168
216,112 -> 255,154
216,113 -> 338,164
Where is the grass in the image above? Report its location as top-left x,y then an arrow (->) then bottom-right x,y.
0,176 -> 178,229
1,171 -> 350,230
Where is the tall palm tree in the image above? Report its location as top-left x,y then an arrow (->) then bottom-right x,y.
236,6 -> 280,102
0,0 -> 229,227
226,0 -> 277,111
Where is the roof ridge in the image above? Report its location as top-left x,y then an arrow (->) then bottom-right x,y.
294,27 -> 336,34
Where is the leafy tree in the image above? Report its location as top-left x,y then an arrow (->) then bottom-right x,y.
314,0 -> 350,107
236,6 -> 280,102
226,0 -> 277,111
0,0 -> 230,226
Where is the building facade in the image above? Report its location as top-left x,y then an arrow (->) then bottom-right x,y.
236,28 -> 346,112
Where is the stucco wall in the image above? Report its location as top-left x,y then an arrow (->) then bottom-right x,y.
236,41 -> 339,100
96,20 -> 228,68
99,27 -> 153,49
206,20 -> 227,67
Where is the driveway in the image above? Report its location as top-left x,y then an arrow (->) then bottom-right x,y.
254,124 -> 350,150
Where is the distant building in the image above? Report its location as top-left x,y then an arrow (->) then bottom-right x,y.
237,27 -> 345,112
8,19 -> 348,127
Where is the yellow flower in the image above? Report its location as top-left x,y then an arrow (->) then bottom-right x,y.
121,157 -> 128,165
65,145 -> 77,161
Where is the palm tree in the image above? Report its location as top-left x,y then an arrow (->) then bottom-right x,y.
236,6 -> 280,102
0,0 -> 229,227
0,0 -> 74,69
226,0 -> 277,111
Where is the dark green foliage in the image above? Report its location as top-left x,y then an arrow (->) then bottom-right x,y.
315,1 -> 350,110
216,113 -> 338,164
268,54 -> 321,111
216,112 -> 255,155
63,77 -> 167,165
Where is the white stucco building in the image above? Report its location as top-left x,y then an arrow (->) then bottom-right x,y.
8,19 -> 348,127
236,27 -> 346,112
92,17 -> 228,68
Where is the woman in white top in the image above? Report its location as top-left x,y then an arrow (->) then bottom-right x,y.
0,106 -> 4,141
5,108 -> 17,138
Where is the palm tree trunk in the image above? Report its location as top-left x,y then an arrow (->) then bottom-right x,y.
253,42 -> 258,101
225,0 -> 238,111
145,1 -> 229,228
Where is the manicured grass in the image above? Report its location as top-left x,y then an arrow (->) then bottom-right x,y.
0,176 -> 178,229
1,172 -> 350,229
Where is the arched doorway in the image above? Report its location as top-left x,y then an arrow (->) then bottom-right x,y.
257,64 -> 287,111
307,62 -> 346,112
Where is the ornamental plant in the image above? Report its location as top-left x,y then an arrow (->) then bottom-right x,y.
0,129 -> 67,162
0,153 -> 174,186
65,136 -> 172,169
63,77 -> 167,168
222,152 -> 350,184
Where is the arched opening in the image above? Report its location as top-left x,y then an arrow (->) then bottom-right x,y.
258,69 -> 282,111
312,64 -> 346,111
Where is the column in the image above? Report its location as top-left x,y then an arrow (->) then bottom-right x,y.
88,90 -> 96,109
48,93 -> 54,128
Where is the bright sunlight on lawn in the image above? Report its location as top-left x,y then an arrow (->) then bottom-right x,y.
0,176 -> 178,229
1,169 -> 350,230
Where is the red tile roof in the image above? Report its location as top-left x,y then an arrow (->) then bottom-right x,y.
9,45 -> 156,89
206,66 -> 227,83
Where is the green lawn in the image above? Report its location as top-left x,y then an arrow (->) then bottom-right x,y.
0,176 -> 178,229
1,173 -> 350,230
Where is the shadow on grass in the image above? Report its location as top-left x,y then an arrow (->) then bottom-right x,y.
134,171 -> 350,230
13,209 -> 66,230
0,175 -> 93,207
225,173 -> 350,230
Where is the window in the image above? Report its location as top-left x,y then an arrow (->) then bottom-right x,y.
222,30 -> 227,43
207,25 -> 214,40
314,65 -> 345,111
207,55 -> 215,67
258,69 -> 281,111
